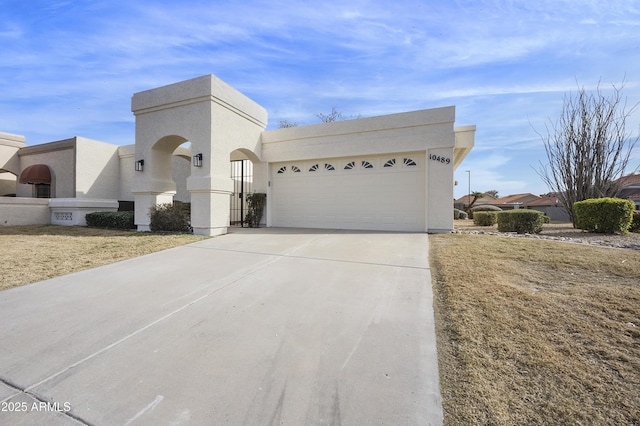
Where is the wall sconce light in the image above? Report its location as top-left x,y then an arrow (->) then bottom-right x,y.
135,159 -> 144,172
193,153 -> 203,167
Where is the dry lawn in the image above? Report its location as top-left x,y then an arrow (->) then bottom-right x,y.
430,233 -> 640,425
1,225 -> 208,290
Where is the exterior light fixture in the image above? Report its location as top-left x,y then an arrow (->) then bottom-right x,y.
135,159 -> 144,172
193,153 -> 203,167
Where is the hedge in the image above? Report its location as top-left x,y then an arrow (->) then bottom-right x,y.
630,211 -> 640,233
85,211 -> 135,229
150,203 -> 192,232
473,211 -> 497,226
574,198 -> 635,234
245,193 -> 266,228
496,210 -> 544,234
454,208 -> 468,220
468,204 -> 502,219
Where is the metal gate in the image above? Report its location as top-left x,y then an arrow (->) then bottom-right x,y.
230,160 -> 253,226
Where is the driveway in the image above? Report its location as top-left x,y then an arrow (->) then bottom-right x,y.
0,228 -> 442,425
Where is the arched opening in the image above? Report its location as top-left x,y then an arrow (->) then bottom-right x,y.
151,135 -> 188,179
0,169 -> 17,197
229,149 -> 260,227
131,74 -> 268,236
150,135 -> 193,203
172,142 -> 192,204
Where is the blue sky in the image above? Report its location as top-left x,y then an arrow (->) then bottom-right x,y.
2,0 -> 639,198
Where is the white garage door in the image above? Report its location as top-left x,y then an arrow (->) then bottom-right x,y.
271,153 -> 425,231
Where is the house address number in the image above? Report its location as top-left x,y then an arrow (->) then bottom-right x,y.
429,154 -> 451,165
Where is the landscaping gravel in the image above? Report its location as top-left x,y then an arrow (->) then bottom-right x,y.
453,221 -> 640,251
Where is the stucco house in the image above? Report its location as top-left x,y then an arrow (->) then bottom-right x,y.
524,193 -> 571,221
617,173 -> 640,209
0,74 -> 475,235
454,192 -> 497,211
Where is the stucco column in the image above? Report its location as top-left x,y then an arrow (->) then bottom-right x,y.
425,148 -> 455,233
252,162 -> 269,227
187,175 -> 233,236
132,178 -> 176,232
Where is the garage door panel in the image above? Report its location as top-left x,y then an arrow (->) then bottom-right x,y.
272,154 -> 425,232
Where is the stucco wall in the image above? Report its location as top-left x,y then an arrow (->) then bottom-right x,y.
261,107 -> 455,163
0,173 -> 16,195
17,139 -> 75,198
0,132 -> 24,176
426,147 -> 455,232
75,137 -> 120,199
118,145 -> 135,201
172,154 -> 191,203
0,198 -> 50,226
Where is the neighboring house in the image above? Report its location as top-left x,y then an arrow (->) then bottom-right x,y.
524,193 -> 571,221
454,193 -> 497,211
525,174 -> 640,222
488,193 -> 541,210
617,173 -> 640,209
0,74 -> 476,234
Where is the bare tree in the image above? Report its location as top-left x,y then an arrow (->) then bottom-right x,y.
316,107 -> 361,123
537,81 -> 639,226
316,107 -> 345,123
278,119 -> 298,128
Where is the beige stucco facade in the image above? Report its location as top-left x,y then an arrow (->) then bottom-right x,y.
0,74 -> 475,233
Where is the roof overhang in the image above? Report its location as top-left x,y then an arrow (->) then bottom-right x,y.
453,125 -> 475,170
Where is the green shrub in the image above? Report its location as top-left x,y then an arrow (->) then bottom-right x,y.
85,211 -> 135,229
454,208 -> 468,220
245,193 -> 266,228
473,211 -> 497,226
630,211 -> 640,233
469,204 -> 502,219
574,198 -> 635,234
496,210 -> 544,234
150,203 -> 192,233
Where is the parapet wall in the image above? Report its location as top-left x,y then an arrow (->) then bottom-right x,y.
0,198 -> 50,226
0,198 -> 119,227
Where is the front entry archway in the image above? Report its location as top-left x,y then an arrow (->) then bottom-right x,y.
131,75 -> 267,236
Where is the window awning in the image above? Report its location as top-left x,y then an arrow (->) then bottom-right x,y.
18,164 -> 52,184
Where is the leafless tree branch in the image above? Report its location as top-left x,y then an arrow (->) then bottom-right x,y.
536,80 -> 639,226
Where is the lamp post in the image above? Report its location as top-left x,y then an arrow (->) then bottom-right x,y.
466,169 -> 471,210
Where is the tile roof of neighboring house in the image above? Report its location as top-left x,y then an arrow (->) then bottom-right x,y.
454,193 -> 497,204
526,195 -> 562,206
617,173 -> 640,186
488,193 -> 541,206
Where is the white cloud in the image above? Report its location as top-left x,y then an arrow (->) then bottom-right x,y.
1,0 -> 639,204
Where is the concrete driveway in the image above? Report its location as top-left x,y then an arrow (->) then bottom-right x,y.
0,228 -> 442,425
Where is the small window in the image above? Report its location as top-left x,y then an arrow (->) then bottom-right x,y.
309,164 -> 319,172
277,166 -> 287,174
344,161 -> 356,170
35,184 -> 50,198
361,161 -> 374,169
325,163 -> 335,171
292,166 -> 301,173
384,159 -> 396,168
404,158 -> 417,166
